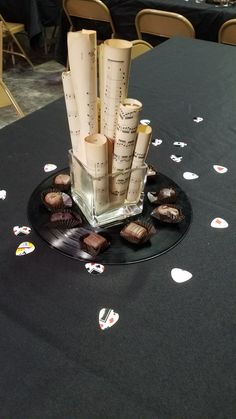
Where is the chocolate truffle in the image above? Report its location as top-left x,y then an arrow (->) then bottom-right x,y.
44,191 -> 63,208
151,204 -> 184,223
53,173 -> 71,191
156,187 -> 177,204
81,233 -> 109,256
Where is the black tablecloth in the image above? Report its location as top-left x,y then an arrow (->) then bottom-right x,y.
0,38 -> 236,418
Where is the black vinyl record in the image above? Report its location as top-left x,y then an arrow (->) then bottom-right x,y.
28,168 -> 192,264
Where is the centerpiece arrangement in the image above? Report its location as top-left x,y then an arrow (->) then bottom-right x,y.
62,30 -> 152,227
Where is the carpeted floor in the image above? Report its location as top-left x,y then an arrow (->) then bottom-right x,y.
0,45 -> 64,129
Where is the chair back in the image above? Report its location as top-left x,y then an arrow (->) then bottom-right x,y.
135,9 -> 195,40
0,21 -> 24,115
131,39 -> 153,59
218,19 -> 236,45
63,0 -> 116,37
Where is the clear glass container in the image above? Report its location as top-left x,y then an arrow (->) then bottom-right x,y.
69,149 -> 148,228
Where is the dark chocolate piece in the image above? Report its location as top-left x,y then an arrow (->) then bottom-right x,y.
156,187 -> 177,204
53,173 -> 71,191
81,233 -> 109,256
48,210 -> 82,228
151,204 -> 184,223
147,165 -> 157,182
148,188 -> 177,205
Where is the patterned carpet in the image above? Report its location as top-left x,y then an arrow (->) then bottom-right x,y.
1,56 -> 64,129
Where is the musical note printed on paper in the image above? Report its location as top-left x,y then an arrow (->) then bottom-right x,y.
126,124 -> 152,202
68,30 -> 98,164
99,39 -> 132,140
110,98 -> 142,204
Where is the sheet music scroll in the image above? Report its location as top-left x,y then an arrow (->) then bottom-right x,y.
110,98 -> 142,203
126,124 -> 152,202
68,30 -> 98,164
62,71 -> 80,156
99,39 -> 132,140
84,133 -> 109,213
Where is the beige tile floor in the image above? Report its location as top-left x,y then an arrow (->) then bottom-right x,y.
1,48 -> 64,129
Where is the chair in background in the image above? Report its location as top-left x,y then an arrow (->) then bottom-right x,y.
131,39 -> 153,59
218,19 -> 236,45
0,14 -> 34,70
63,0 -> 116,38
135,9 -> 195,42
0,22 -> 24,117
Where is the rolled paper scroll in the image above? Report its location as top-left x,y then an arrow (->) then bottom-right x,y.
84,133 -> 109,214
126,124 -> 152,202
99,39 -> 132,140
67,29 -> 98,164
110,98 -> 142,204
62,71 -> 80,156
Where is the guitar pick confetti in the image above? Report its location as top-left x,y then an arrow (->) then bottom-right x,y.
173,141 -> 187,148
16,242 -> 35,256
211,218 -> 228,229
85,263 -> 105,274
44,163 -> 57,172
99,308 -> 119,330
213,165 -> 228,174
152,138 -> 162,146
170,154 -> 183,163
13,226 -> 31,236
171,268 -> 192,283
140,118 -> 151,126
0,190 -> 7,200
183,172 -> 199,180
193,116 -> 203,123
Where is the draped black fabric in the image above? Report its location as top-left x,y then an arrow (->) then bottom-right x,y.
0,0 -> 62,45
0,38 -> 236,418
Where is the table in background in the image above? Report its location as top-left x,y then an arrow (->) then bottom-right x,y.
0,38 -> 236,418
55,0 -> 236,65
0,0 -> 62,46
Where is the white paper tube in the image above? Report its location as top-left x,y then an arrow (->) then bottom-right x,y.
110,98 -> 142,204
84,133 -> 109,213
126,124 -> 152,202
68,30 -> 98,164
99,39 -> 132,140
62,70 -> 80,156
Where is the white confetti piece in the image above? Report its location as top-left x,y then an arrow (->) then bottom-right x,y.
152,138 -> 162,146
13,226 -> 31,236
44,163 -> 57,172
170,154 -> 182,163
0,190 -> 7,200
213,165 -> 228,174
173,141 -> 187,148
85,263 -> 105,274
140,119 -> 151,126
16,242 -> 35,256
171,268 -> 192,283
99,308 -> 119,330
193,116 -> 203,123
183,172 -> 199,180
211,218 -> 228,229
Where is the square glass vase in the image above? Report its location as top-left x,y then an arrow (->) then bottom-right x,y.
69,149 -> 148,228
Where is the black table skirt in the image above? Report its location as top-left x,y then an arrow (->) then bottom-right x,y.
0,38 -> 236,418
